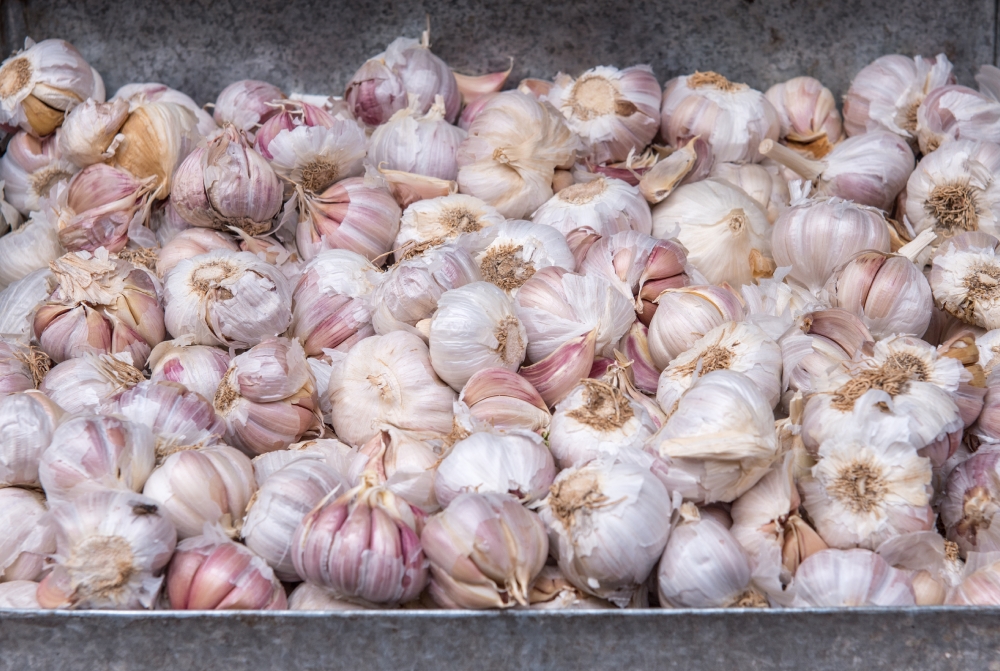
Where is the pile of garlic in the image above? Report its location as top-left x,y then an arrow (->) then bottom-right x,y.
6,34 -> 1000,614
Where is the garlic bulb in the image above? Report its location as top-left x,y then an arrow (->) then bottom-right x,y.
295,176 -> 401,263
55,163 -> 156,253
163,249 -> 292,349
940,450 -> 1000,556
287,582 -> 372,610
0,38 -> 102,137
266,116 -> 368,195
110,101 -> 202,200
253,99 -> 338,158
394,193 -> 504,252
345,35 -> 460,127
876,531 -> 963,605
647,285 -> 745,368
33,249 -> 165,368
790,548 -> 915,607
214,337 -> 322,455
113,82 -> 217,137
143,444 -> 255,539
57,98 -> 129,167
108,380 -> 225,458
538,459 -> 672,607
171,125 -> 282,236
421,492 -> 548,608
457,368 -> 551,434
765,76 -> 843,157
779,308 -> 872,397
330,330 -> 457,446
771,197 -> 891,294
946,552 -> 1000,605
0,391 -> 61,488
0,131 -> 77,215
0,206 -> 64,291
660,71 -> 779,164
213,80 -> 285,138
651,179 -> 772,287
0,487 -> 53,582
358,427 -> 443,513
616,321 -> 660,393
368,95 -> 467,180
36,489 -> 176,609
39,352 -> 143,415
0,337 -> 46,395
916,85 -> 1000,155
842,53 -> 953,139
167,527 -> 285,610
531,176 -> 652,238
547,378 -> 657,469
156,227 -> 239,278
546,65 -> 660,165
39,414 -> 155,502
709,161 -> 790,224
429,281 -> 527,390
461,219 -> 576,294
456,91 -> 580,218
0,267 -> 53,337
825,250 -> 933,339
930,232 -> 1000,329
656,321 -> 782,411
147,338 -> 231,401
434,430 -> 556,506
0,581 -> 40,608
241,456 -> 350,580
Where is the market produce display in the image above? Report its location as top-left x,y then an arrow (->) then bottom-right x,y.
2,33 -> 1000,611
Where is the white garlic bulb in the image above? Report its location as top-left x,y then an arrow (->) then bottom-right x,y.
57,98 -> 129,168
765,76 -> 843,157
0,131 -> 77,215
460,219 -> 576,294
916,85 -> 1000,155
394,193 -> 504,251
369,95 -> 467,180
429,281 -> 527,390
709,161 -> 790,224
212,79 -> 285,138
330,330 -> 457,446
940,449 -> 1000,556
651,179 -> 772,287
39,352 -> 143,415
36,489 -> 177,609
646,285 -> 745,368
0,487 -> 54,582
112,82 -> 217,137
531,176 -> 652,238
0,391 -> 62,488
360,426 -> 443,513
0,207 -> 64,291
0,267 -> 53,337
930,232 -> 1000,329
147,337 -> 231,401
267,118 -> 368,196
790,548 -> 915,607
163,250 -> 293,349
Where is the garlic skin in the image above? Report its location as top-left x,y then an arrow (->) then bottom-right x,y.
0,38 -> 102,137
930,232 -> 1000,329
110,101 -> 202,200
291,249 -> 380,356
538,459 -> 672,607
0,267 -> 53,337
0,581 -> 40,608
461,219 -> 576,295
525,565 -> 616,610
0,131 -> 77,215
242,456 -> 350,580
36,489 -> 177,609
434,430 -> 556,507
369,95 -> 467,181
171,125 -> 282,236
57,98 -> 129,167
287,582 -> 371,610
651,179 -> 772,287
267,118 -> 368,195
214,337 -> 322,455
39,352 -> 143,416
163,250 -> 293,349
167,527 -> 286,610
647,285 -> 745,368
946,552 -> 1000,605
656,321 -> 782,411
765,76 -> 843,157
649,370 -> 780,503
876,531 -> 963,605
709,162 -> 790,224
917,85 -> 1000,155
113,82 -> 217,138
421,492 -> 548,609
330,330 -> 457,446
771,197 -> 891,294
531,176 -> 652,238
779,308 -> 872,398
790,548 -> 915,607
843,53 -> 954,139
394,193 -> 504,251
547,379 -> 657,469
55,163 -> 156,253
456,91 -> 580,218
456,367 -> 551,435
147,338 -> 231,401
660,71 -> 780,164
0,206 -> 64,291
0,487 -> 54,582
0,391 -> 61,488
429,281 -> 528,390
156,228 -> 239,278
39,414 -> 156,502
940,450 -> 1000,556
213,80 -> 285,138
0,337 -> 47,395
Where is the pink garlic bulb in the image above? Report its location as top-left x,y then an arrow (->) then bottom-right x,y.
765,76 -> 843,157
56,163 -> 156,253
156,228 -> 239,278
296,176 -> 401,263
148,338 -> 231,401
0,130 -> 77,215
213,80 -> 285,139
941,450 -> 1000,556
368,96 -> 467,180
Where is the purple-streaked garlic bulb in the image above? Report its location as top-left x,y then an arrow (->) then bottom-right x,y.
56,163 -> 156,253
147,338 -> 231,401
212,80 -> 285,139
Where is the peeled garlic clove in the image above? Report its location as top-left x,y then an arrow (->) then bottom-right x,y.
790,548 -> 915,607
39,352 -> 144,415
531,176 -> 652,238
646,285 -> 745,368
0,487 -> 54,582
0,131 -> 77,215
458,367 -> 551,433
460,219 -> 576,295
37,489 -> 177,609
765,76 -> 843,158
0,204 -> 64,291
0,390 -> 61,488
917,85 -> 1000,155
213,80 -> 285,139
110,101 -> 202,200
422,492 -> 548,609
709,161 -> 790,224
0,581 -> 41,609
369,95 -> 466,181
147,338 -> 231,401
0,267 -> 53,337
930,231 -> 1000,329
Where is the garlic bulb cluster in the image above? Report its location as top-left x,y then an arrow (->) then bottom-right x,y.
765,76 -> 843,157
369,96 -> 467,181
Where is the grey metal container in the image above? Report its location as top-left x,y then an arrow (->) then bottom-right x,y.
2,0 -> 1000,668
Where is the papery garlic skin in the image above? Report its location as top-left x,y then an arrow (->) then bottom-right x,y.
163,250 -> 292,349
330,330 -> 457,446
296,176 -> 401,263
917,85 -> 1000,155
876,531 -> 963,605
110,101 -> 202,200
930,233 -> 1000,329
660,71 -> 779,164
941,450 -> 1000,556
107,380 -> 225,458
394,194 -> 504,251
39,352 -> 143,416
0,487 -> 54,582
765,76 -> 843,157
421,492 -> 548,609
369,96 -> 467,180
0,131 -> 77,215
647,285 -> 745,368
57,98 -> 129,168
36,489 -> 177,609
113,82 -> 216,137
709,162 -> 790,224
652,179 -> 772,287
531,176 -> 652,238
147,338 -> 231,401
790,548 -> 916,607
0,581 -> 40,608
287,582 -> 368,610
0,391 -> 61,488
213,80 -> 285,138
778,308 -> 871,398
0,207 -> 64,290
0,337 -> 45,395
0,267 -> 53,337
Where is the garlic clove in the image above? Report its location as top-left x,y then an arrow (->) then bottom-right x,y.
646,285 -> 745,369
0,487 -> 55,582
638,137 -> 713,205
452,62 -> 513,105
212,80 -> 285,139
765,76 -> 843,158
616,322 -> 660,394
519,329 -> 598,407
459,367 -> 550,429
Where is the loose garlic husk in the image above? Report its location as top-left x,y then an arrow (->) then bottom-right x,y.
0,487 -> 54,582
147,337 -> 231,401
0,267 -> 52,337
0,391 -> 61,488
214,337 -> 322,455
778,308 -> 872,397
460,219 -> 576,294
647,285 -> 745,368
0,131 -> 77,215
0,38 -> 103,137
54,163 -> 156,253
421,492 -> 548,608
112,82 -> 217,137
330,330 -> 457,446
36,489 -> 177,609
57,98 -> 129,167
545,65 -> 660,165
213,80 -> 285,139
143,444 -> 255,539
156,228 -> 239,278
790,548 -> 916,607
940,450 -> 1000,556
167,527 -> 285,610
33,249 -> 165,368
547,378 -> 657,469
764,76 -> 843,158
393,193 -> 504,252
0,205 -> 64,291
434,430 -> 556,507
457,368 -> 551,434
428,281 -> 527,390
659,71 -> 779,163
930,232 -> 1000,329
656,320 -> 782,411
266,115 -> 368,195
163,249 -> 292,349
651,179 -> 773,287
110,100 -> 202,200
39,352 -> 143,415
456,91 -> 581,218
290,249 -> 380,355
876,531 -> 963,605
531,176 -> 652,237
369,95 -> 467,181
842,53 -> 954,139
916,85 -> 1000,155
538,459 -> 673,607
